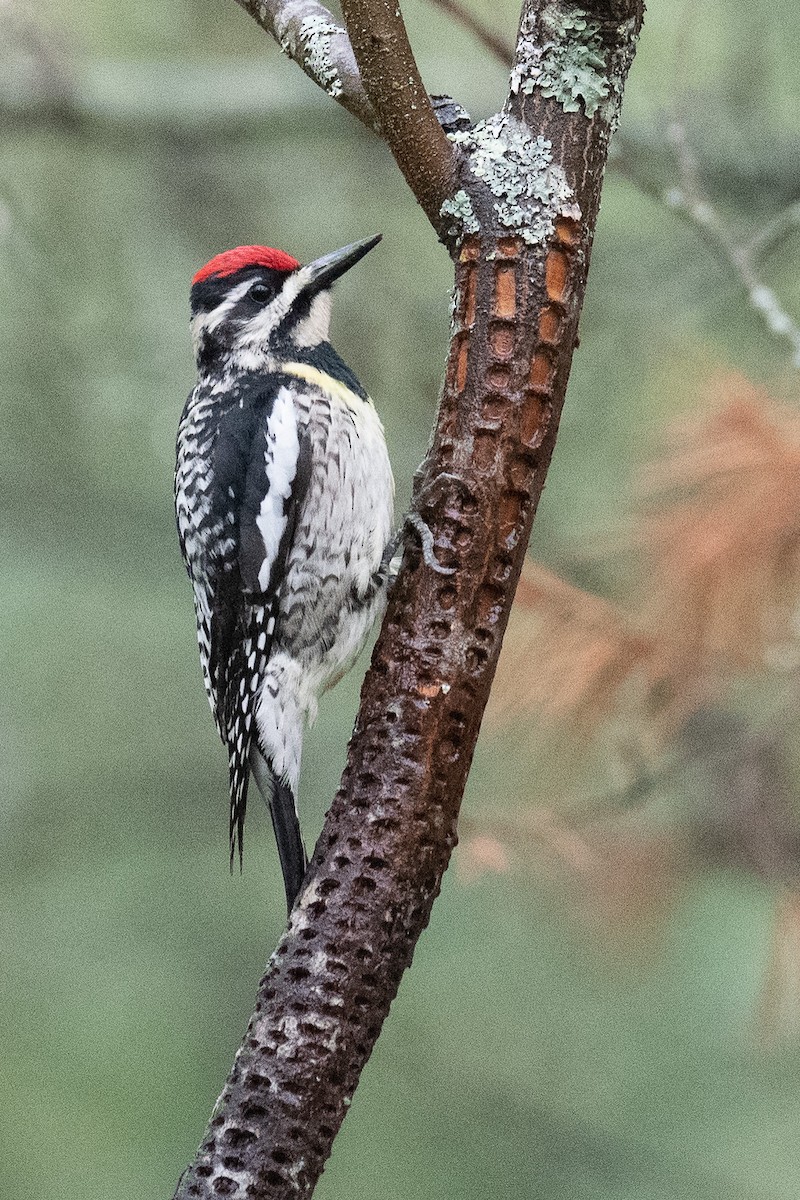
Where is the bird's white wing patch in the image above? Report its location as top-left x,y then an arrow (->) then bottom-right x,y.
256,385 -> 300,592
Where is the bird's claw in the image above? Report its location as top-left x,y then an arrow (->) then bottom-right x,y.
404,512 -> 456,575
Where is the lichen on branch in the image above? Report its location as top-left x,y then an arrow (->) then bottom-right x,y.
233,0 -> 377,128
442,113 -> 580,245
509,0 -> 641,128
511,4 -> 609,116
279,10 -> 344,98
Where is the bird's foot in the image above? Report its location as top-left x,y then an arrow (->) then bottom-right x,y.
403,512 -> 456,576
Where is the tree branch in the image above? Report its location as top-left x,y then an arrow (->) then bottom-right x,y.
339,0 -> 458,229
234,0 -> 457,229
173,1 -> 644,1196
613,122 -> 800,367
666,121 -> 800,366
232,0 -> 377,129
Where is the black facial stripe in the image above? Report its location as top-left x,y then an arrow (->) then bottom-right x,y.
190,266 -> 291,315
273,289 -> 313,340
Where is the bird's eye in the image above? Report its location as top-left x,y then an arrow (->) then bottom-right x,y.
249,283 -> 271,304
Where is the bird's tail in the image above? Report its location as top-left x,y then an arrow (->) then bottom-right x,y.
250,743 -> 308,913
227,743 -> 250,873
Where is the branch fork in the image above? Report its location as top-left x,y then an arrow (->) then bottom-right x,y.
174,3 -> 645,1196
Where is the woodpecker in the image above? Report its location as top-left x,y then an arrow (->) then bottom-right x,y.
175,236 -> 394,913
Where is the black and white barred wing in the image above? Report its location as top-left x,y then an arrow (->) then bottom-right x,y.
177,380 -> 311,868
175,384 -> 228,733
224,385 -> 312,865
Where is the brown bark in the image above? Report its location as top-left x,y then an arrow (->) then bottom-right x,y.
173,2 -> 645,1197
339,0 -> 457,226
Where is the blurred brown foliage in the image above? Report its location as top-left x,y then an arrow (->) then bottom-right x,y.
465,376 -> 800,1034
488,375 -> 800,742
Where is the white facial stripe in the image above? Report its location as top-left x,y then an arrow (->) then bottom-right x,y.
192,263 -> 323,363
292,291 -> 332,348
205,278 -> 255,332
190,277 -> 255,356
237,266 -> 313,348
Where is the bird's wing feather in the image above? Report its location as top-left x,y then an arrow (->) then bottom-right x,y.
203,383 -> 278,726
218,383 -> 312,866
175,384 -> 230,733
238,384 -> 313,598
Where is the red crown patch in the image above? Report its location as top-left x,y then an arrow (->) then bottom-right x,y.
192,245 -> 300,285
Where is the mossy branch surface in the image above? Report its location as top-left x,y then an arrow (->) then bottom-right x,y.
173,1 -> 645,1197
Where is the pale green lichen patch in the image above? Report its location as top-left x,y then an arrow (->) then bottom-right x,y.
278,11 -> 344,99
300,14 -> 344,98
443,113 -> 580,244
440,189 -> 480,242
510,2 -> 610,119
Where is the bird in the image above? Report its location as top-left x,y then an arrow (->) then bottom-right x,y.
174,236 -> 395,913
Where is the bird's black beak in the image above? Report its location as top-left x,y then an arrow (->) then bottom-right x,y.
303,234 -> 382,292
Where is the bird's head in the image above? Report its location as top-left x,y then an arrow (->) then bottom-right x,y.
189,235 -> 381,371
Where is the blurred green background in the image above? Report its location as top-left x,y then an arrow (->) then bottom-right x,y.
3,1 -> 800,1197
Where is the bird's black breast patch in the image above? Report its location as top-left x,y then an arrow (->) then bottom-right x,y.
292,341 -> 368,401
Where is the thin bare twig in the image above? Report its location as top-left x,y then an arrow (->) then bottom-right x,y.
744,200 -> 800,263
425,0 -> 514,66
614,123 -> 800,366
668,122 -> 800,366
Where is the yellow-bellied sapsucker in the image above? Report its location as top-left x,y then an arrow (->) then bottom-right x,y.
175,237 -> 394,912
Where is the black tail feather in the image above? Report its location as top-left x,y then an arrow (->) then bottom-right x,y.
250,746 -> 308,913
228,749 -> 249,873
